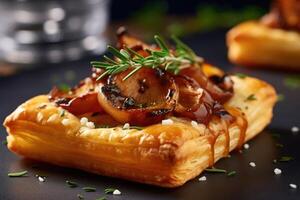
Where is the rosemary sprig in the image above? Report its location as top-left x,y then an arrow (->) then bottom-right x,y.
91,35 -> 203,81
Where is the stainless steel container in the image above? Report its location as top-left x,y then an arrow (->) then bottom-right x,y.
0,0 -> 109,64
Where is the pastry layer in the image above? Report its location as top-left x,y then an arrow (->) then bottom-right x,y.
3,75 -> 276,187
227,21 -> 300,70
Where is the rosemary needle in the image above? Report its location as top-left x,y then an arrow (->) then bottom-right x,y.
205,168 -> 227,173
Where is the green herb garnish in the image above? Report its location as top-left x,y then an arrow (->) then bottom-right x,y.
91,35 -> 203,81
245,94 -> 256,101
235,73 -> 247,79
66,180 -> 78,188
82,187 -> 96,192
227,170 -> 237,177
104,188 -> 117,194
77,194 -> 84,199
95,124 -> 111,128
271,133 -> 280,139
205,168 -> 227,173
284,75 -> 300,89
8,170 -> 28,177
96,197 -> 107,200
278,156 -> 294,162
130,126 -> 144,130
275,143 -> 284,148
277,94 -> 285,102
58,83 -> 71,93
59,109 -> 65,117
2,140 -> 7,145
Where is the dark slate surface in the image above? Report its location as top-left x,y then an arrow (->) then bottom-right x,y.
0,29 -> 299,200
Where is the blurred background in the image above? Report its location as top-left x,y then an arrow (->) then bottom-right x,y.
0,0 -> 270,75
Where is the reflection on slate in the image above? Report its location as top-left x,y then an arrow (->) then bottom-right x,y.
0,0 -> 109,65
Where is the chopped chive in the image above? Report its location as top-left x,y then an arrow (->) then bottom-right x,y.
77,194 -> 84,199
271,133 -> 280,139
205,168 -> 227,173
104,188 -> 117,194
235,73 -> 247,79
2,140 -> 7,145
227,171 -> 237,177
245,94 -> 256,101
82,187 -> 96,192
95,124 -> 111,128
130,126 -> 144,130
66,180 -> 78,188
284,75 -> 300,89
58,83 -> 71,93
278,156 -> 294,162
96,197 -> 107,200
60,109 -> 65,117
8,170 -> 28,177
277,94 -> 285,102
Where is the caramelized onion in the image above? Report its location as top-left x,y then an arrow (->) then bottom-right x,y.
97,68 -> 178,125
49,78 -> 103,115
180,65 -> 233,103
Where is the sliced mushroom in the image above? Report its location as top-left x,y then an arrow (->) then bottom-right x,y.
97,68 -> 178,125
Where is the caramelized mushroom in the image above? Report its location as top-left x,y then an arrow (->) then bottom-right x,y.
97,68 -> 178,125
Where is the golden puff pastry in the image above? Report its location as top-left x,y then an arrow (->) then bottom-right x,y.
3,73 -> 276,187
227,21 -> 300,70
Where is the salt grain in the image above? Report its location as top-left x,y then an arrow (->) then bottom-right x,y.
113,189 -> 121,195
123,123 -> 130,129
249,162 -> 256,167
80,117 -> 88,125
47,114 -> 58,123
162,119 -> 174,125
62,119 -> 70,126
289,183 -> 297,189
291,126 -> 299,133
274,168 -> 282,175
198,176 -> 207,182
243,143 -> 250,149
86,121 -> 95,129
38,176 -> 45,182
191,120 -> 198,128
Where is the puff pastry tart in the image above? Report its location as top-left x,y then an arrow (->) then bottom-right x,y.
3,29 -> 277,187
227,0 -> 300,70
